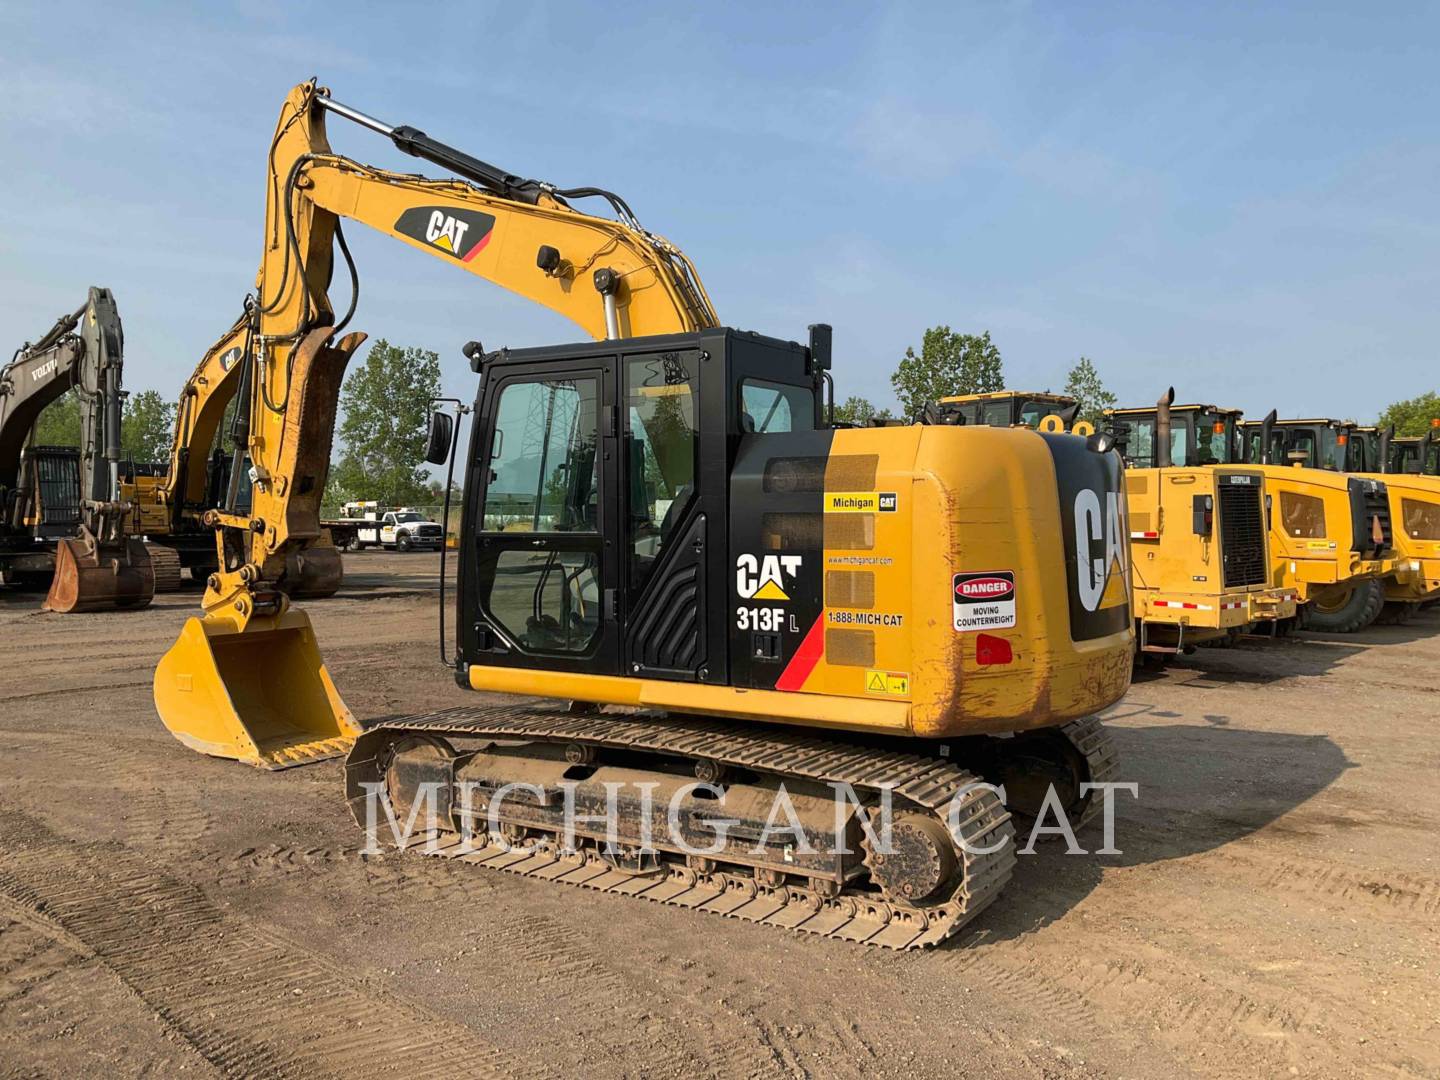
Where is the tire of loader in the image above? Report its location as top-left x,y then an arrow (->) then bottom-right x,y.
44,535 -> 156,613
1376,600 -> 1420,625
145,544 -> 184,592
1301,578 -> 1385,633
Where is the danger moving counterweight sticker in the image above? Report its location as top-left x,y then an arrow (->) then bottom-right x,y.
953,571 -> 1017,632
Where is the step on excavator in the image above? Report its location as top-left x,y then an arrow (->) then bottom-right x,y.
1100,400 -> 1394,633
0,288 -> 174,611
1240,416 -> 1440,625
155,81 -> 1134,947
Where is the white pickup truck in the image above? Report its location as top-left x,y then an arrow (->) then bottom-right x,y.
327,505 -> 445,552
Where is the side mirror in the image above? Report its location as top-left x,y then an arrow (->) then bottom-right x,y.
424,411 -> 454,465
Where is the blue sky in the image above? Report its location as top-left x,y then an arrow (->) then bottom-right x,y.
2,2 -> 1436,429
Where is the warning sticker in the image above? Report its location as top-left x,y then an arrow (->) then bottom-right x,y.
953,571 -> 1017,632
864,669 -> 910,696
825,491 -> 898,514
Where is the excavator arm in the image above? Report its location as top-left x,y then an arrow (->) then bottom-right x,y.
155,80 -> 718,767
1,287 -> 124,526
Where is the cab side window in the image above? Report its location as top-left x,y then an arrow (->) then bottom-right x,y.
628,355 -> 699,591
741,379 -> 815,435
481,377 -> 600,532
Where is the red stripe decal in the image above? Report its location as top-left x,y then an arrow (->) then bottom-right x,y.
776,614 -> 825,691
462,230 -> 494,263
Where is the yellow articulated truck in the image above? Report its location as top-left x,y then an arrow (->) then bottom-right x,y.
1101,392 -> 1296,658
1241,417 -> 1440,624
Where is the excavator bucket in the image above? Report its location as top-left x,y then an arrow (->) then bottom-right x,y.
284,542 -> 344,599
44,534 -> 156,613
153,608 -> 360,769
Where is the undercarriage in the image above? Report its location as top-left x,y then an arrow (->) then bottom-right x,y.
346,705 -> 1116,949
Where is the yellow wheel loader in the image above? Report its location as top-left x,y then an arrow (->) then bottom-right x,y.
1241,417 -> 1440,625
938,390 -> 1295,659
0,288 -> 171,611
153,81 -> 1134,948
1099,392 -> 1297,659
1106,408 -> 1396,634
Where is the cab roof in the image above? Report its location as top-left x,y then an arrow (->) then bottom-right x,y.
938,391 -> 1074,404
1106,403 -> 1238,416
1241,418 -> 1351,427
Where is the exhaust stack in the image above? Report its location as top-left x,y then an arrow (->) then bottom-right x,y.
1259,409 -> 1277,465
1155,387 -> 1176,468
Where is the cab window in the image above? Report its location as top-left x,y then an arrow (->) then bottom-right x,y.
1349,436 -> 1369,472
982,401 -> 1013,426
1116,418 -> 1155,467
1016,401 -> 1050,429
481,377 -> 600,532
1194,413 -> 1234,465
629,355 -> 699,591
741,379 -> 815,434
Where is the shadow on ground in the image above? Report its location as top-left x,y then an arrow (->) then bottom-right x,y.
959,721 -> 1354,947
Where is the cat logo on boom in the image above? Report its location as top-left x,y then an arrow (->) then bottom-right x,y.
736,553 -> 802,602
393,206 -> 497,263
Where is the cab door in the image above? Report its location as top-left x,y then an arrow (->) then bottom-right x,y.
466,359 -> 622,675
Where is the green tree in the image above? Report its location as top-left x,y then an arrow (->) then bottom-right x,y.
891,327 -> 1004,421
1063,357 -> 1117,426
1378,392 -> 1440,437
32,392 -> 81,446
328,339 -> 443,507
121,390 -> 177,462
832,395 -> 894,426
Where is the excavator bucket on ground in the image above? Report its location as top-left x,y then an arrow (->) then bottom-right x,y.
44,532 -> 156,613
153,608 -> 359,768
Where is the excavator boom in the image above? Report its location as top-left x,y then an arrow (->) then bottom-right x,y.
155,80 -> 719,767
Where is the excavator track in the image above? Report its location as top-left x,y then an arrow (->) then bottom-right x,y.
144,543 -> 183,592
344,704 -> 1056,949
1061,716 -> 1120,829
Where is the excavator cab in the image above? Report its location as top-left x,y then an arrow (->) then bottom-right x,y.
439,327 -> 1132,731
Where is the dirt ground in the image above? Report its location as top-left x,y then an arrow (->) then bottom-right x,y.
0,552 -> 1436,1079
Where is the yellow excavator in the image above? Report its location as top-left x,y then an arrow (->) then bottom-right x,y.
118,305 -> 346,597
155,81 -> 1134,947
